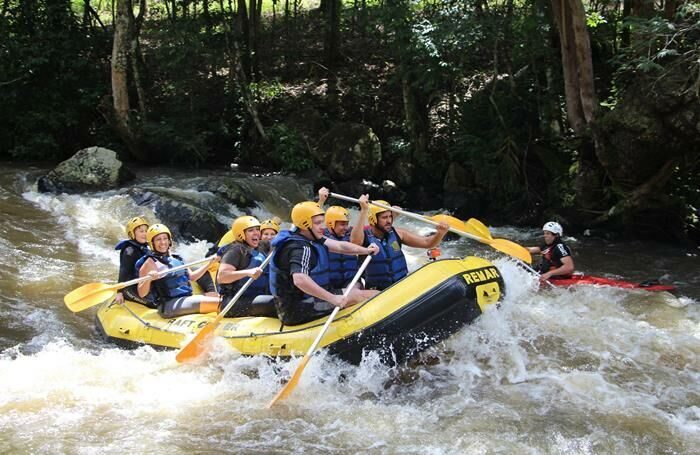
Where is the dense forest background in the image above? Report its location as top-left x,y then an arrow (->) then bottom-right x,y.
1,0 -> 699,242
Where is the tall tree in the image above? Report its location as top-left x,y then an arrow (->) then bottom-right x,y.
550,0 -> 605,211
324,0 -> 341,68
105,0 -> 148,160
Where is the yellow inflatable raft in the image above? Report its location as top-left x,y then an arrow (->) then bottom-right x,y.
96,256 -> 504,364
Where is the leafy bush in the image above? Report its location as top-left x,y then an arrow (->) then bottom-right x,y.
267,124 -> 314,172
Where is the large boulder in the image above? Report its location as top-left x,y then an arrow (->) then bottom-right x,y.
38,146 -> 134,193
593,69 -> 700,240
127,188 -> 229,243
442,162 -> 486,218
314,123 -> 382,180
285,107 -> 329,147
196,177 -> 256,208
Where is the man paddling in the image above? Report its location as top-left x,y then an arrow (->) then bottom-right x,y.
350,195 -> 450,290
269,201 -> 380,326
317,187 -> 361,289
527,221 -> 575,282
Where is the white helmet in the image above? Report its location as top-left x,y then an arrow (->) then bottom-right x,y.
542,221 -> 563,236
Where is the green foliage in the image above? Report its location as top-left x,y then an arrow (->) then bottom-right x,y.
612,10 -> 700,83
0,0 -> 113,159
586,11 -> 607,28
251,80 -> 285,102
267,124 -> 314,172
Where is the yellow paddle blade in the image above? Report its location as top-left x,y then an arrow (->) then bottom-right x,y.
64,282 -> 118,312
267,355 -> 311,408
489,238 -> 532,264
465,218 -> 493,240
429,214 -> 467,231
175,321 -> 218,363
217,230 -> 235,248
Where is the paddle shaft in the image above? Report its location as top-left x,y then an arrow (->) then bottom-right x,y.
517,259 -> 554,287
330,193 -> 484,243
123,255 -> 216,291
268,254 -> 373,407
175,251 -> 274,363
304,254 -> 372,356
330,192 -> 532,265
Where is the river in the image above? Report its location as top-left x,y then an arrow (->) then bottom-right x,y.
0,163 -> 698,453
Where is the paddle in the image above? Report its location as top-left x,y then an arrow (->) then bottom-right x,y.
268,254 -> 373,407
428,213 -> 468,232
175,251 -> 275,363
330,193 -> 532,264
464,218 -> 493,240
64,256 -> 216,313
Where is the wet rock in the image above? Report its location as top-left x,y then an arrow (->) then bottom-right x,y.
126,188 -> 228,243
442,182 -> 488,220
441,162 -> 487,218
195,177 -> 256,208
285,107 -> 329,147
314,123 -> 382,180
37,146 -> 134,194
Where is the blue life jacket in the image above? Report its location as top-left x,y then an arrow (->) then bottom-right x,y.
115,239 -> 149,282
363,227 -> 408,290
135,252 -> 192,301
115,239 -> 153,305
217,242 -> 270,297
324,227 -> 359,288
115,239 -> 149,255
269,229 -> 331,298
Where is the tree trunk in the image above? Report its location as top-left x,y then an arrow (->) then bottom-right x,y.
663,0 -> 677,19
324,0 -> 341,68
401,74 -> 429,168
202,0 -> 211,32
248,0 -> 258,80
83,0 -> 90,26
237,0 -> 250,77
631,0 -> 654,17
551,0 -> 594,135
621,0 -> 631,48
220,2 -> 266,141
111,0 -> 131,129
108,0 -> 146,160
551,0 -> 606,211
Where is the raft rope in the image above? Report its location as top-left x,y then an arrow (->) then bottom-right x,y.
110,300 -> 176,334
110,298 -> 369,338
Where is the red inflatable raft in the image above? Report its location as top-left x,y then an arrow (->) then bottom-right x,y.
548,274 -> 676,293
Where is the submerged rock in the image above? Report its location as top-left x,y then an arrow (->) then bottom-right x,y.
37,146 -> 134,193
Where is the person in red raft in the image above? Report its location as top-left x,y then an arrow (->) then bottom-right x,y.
527,221 -> 575,282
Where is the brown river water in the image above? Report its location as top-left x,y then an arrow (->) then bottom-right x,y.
0,163 -> 698,454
